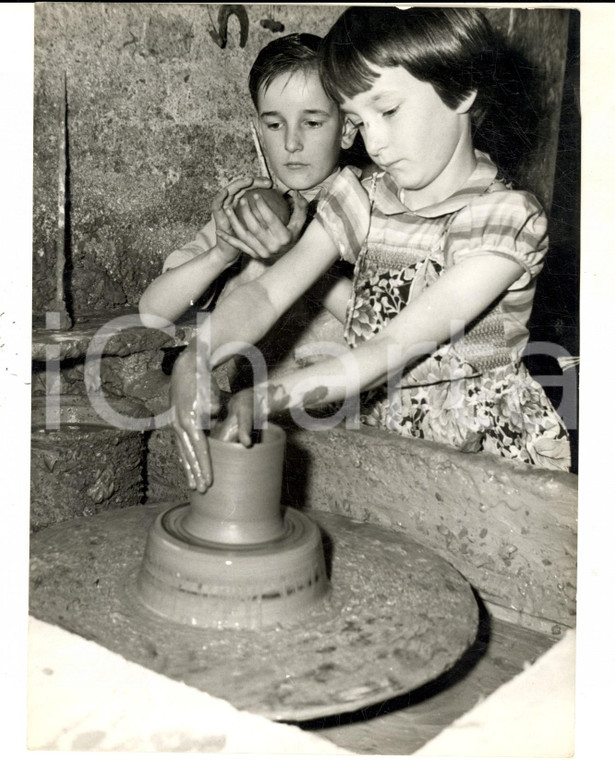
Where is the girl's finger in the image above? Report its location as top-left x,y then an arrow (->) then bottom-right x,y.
211,414 -> 240,442
236,402 -> 255,448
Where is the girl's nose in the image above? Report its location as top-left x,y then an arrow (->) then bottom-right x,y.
285,127 -> 303,153
363,125 -> 386,159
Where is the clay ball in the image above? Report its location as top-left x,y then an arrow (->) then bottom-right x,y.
236,187 -> 291,227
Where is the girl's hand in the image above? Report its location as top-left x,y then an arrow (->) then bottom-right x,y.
170,347 -> 223,492
211,176 -> 273,264
217,190 -> 309,262
210,388 -> 256,448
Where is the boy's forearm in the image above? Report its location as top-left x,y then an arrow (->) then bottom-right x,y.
139,245 -> 238,326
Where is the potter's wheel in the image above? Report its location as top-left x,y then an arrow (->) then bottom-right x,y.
29,504 -> 479,721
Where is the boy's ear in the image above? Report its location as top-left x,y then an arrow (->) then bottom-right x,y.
455,90 -> 477,114
341,118 -> 357,150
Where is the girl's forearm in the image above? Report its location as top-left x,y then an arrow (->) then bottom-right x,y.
252,254 -> 528,418
254,336 -> 397,418
139,245 -> 238,326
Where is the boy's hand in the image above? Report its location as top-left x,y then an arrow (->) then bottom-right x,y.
217,190 -> 309,261
170,346 -> 223,493
211,176 -> 273,264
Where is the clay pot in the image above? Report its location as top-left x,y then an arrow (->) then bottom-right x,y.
181,424 -> 287,545
236,187 -> 291,227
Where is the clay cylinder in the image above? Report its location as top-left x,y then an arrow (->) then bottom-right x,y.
181,424 -> 286,545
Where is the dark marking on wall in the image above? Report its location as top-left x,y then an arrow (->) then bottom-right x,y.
260,19 -> 285,34
209,5 -> 249,49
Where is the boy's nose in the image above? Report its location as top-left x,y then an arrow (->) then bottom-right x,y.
285,128 -> 303,153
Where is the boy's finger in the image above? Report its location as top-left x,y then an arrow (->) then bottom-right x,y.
287,192 -> 309,233
176,429 -> 204,491
224,208 -> 270,257
185,427 -> 213,492
224,176 -> 273,206
211,188 -> 229,210
175,437 -> 197,490
236,197 -> 267,234
217,229 -> 262,258
252,194 -> 289,234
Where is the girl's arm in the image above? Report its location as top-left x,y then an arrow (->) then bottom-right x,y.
216,253 -> 525,445
171,218 -> 341,489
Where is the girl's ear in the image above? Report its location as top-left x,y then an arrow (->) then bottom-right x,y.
341,117 -> 357,149
455,90 -> 478,114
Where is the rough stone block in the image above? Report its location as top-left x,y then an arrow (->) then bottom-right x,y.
146,428 -> 190,505
30,425 -> 145,532
282,425 -> 577,633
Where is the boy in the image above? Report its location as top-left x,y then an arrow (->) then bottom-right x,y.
139,33 -> 355,327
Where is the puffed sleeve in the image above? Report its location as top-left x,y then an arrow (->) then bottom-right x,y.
314,166 -> 371,263
447,189 -> 549,290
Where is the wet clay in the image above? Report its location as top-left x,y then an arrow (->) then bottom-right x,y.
29,505 -> 479,721
136,425 -> 329,628
182,425 -> 287,544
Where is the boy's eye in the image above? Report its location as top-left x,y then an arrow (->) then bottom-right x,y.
305,120 -> 324,128
264,122 -> 282,131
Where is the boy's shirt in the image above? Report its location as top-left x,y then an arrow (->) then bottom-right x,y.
161,169 -> 341,310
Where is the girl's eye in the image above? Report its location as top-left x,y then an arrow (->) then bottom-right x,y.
306,121 -> 324,128
382,106 -> 399,118
265,122 -> 282,131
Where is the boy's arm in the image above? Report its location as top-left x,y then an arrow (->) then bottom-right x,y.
139,176 -> 277,327
171,218 -> 341,489
139,242 -> 238,327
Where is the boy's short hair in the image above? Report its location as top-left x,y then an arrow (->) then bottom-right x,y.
249,33 -> 323,108
320,7 -> 497,126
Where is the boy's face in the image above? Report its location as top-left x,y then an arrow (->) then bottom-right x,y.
341,65 -> 475,207
256,69 -> 348,191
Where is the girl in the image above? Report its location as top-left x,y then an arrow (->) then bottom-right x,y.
171,7 -> 571,492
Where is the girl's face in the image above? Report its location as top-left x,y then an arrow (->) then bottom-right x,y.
341,65 -> 476,208
256,70 -> 352,191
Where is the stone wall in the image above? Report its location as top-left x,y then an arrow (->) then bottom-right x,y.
33,5 -> 571,322
33,3 -> 344,320
284,426 -> 577,635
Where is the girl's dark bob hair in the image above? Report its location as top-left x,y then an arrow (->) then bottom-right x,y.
320,7 -> 498,126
